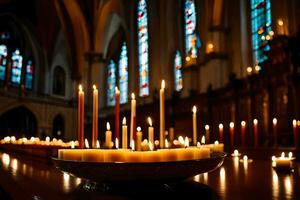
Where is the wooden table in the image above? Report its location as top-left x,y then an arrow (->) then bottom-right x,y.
0,151 -> 299,200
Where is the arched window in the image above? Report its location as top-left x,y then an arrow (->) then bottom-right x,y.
52,66 -> 66,96
137,0 -> 149,97
250,0 -> 272,64
11,49 -> 23,86
0,44 -> 7,81
184,0 -> 200,58
118,42 -> 128,104
174,51 -> 183,91
107,60 -> 116,106
25,60 -> 33,89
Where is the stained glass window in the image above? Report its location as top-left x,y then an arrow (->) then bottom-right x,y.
137,0 -> 149,97
118,42 -> 128,104
25,60 -> 33,89
185,0 -> 200,58
0,44 -> 7,81
107,60 -> 116,106
250,0 -> 272,64
11,49 -> 23,86
174,51 -> 183,91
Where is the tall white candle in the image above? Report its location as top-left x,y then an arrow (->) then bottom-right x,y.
92,85 -> 98,149
205,124 -> 210,144
122,117 -> 128,149
148,117 -> 154,145
136,127 -> 142,151
105,122 -> 112,148
160,80 -> 165,148
192,106 -> 197,145
130,93 -> 136,145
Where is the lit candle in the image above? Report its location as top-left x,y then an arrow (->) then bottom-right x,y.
115,138 -> 119,149
201,135 -> 205,145
205,125 -> 210,144
115,87 -> 120,142
219,123 -> 224,143
160,80 -> 165,148
192,106 -> 197,145
292,119 -> 298,147
136,127 -> 142,151
78,84 -> 84,149
148,117 -> 154,145
122,117 -> 128,149
253,119 -> 258,147
105,122 -> 112,149
273,118 -> 278,146
241,121 -> 246,146
92,85 -> 98,149
130,93 -> 136,145
85,138 -> 89,149
231,149 -> 241,157
229,122 -> 234,149
274,152 -> 294,169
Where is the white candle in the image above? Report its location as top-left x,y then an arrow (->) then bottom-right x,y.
130,93 -> 136,144
136,127 -> 142,151
105,122 -> 112,148
205,124 -> 210,144
192,106 -> 197,146
148,117 -> 154,145
122,117 -> 128,149
160,80 -> 165,148
92,85 -> 98,149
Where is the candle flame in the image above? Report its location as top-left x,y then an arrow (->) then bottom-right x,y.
131,140 -> 135,151
178,136 -> 184,145
115,138 -> 119,149
192,105 -> 197,113
45,136 -> 50,143
148,117 -> 152,126
79,84 -> 83,92
219,123 -> 223,129
10,136 -> 16,142
293,119 -> 297,126
93,84 -> 97,90
271,155 -> 276,161
214,140 -> 219,145
149,141 -> 153,151
96,140 -> 100,148
70,141 -> 75,149
233,149 -> 239,156
243,155 -> 248,161
122,117 -> 126,125
131,93 -> 135,100
165,139 -> 169,148
137,126 -> 141,132
184,136 -> 189,147
161,80 -> 165,89
241,121 -> 246,126
253,119 -> 258,125
205,125 -> 209,130
197,142 -> 201,147
273,118 -> 277,125
115,86 -> 120,94
288,152 -> 292,159
85,139 -> 89,149
230,122 -> 234,128
201,136 -> 205,144
106,122 -> 110,130
281,152 -> 285,158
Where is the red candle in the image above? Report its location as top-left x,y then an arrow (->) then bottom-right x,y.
78,85 -> 84,149
219,123 -> 224,143
253,119 -> 258,147
293,119 -> 298,147
241,121 -> 246,146
229,122 -> 234,149
92,85 -> 98,149
272,118 -> 278,146
115,87 -> 120,141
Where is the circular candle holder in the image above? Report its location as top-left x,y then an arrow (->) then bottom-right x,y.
272,157 -> 295,172
52,152 -> 226,183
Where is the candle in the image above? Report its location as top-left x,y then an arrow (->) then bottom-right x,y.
130,93 -> 136,144
105,122 -> 112,148
160,80 -> 165,148
231,149 -> 241,157
241,121 -> 246,146
136,127 -> 142,151
229,122 -> 234,149
205,125 -> 210,144
273,118 -> 277,146
82,149 -> 105,162
148,117 -> 154,145
273,152 -> 294,169
92,85 -> 98,149
219,123 -> 224,143
78,84 -> 84,149
115,87 -> 120,142
292,119 -> 298,147
96,140 -> 100,149
122,117 -> 128,149
58,149 -> 82,161
115,138 -> 119,149
201,135 -> 205,145
253,119 -> 258,147
212,141 -> 224,152
192,106 -> 197,145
